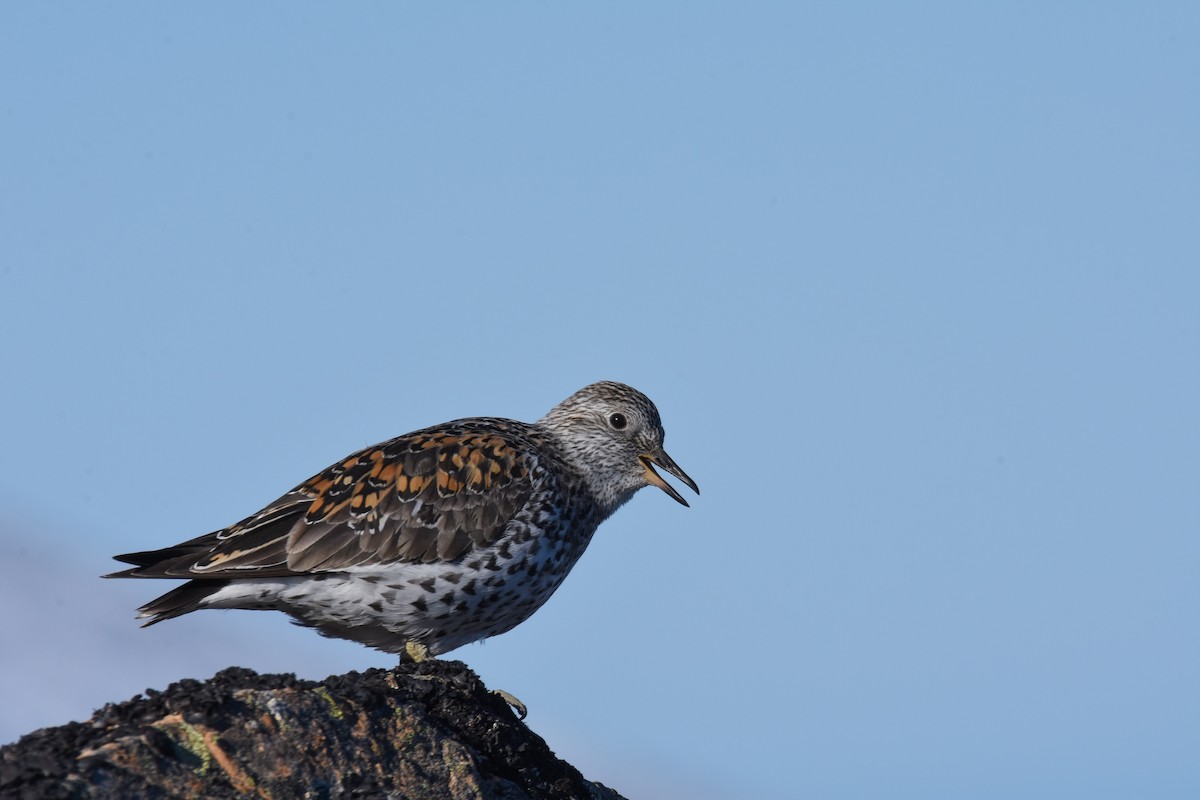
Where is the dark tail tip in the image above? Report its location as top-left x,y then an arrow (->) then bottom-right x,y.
134,580 -> 229,626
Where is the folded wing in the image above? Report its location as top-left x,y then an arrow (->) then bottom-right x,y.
111,425 -> 536,579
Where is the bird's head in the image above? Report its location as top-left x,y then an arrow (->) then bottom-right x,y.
539,381 -> 699,517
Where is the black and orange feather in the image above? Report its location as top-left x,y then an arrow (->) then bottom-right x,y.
107,421 -> 544,622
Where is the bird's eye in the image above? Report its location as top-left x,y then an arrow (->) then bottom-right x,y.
608,413 -> 628,430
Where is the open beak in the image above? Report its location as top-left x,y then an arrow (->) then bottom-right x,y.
639,448 -> 700,507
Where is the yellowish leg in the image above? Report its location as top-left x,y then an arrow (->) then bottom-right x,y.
401,640 -> 526,719
404,640 -> 430,663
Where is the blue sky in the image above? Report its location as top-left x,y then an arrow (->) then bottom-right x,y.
2,4 -> 1197,798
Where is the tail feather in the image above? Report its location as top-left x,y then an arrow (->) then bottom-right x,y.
112,546 -> 206,568
135,580 -> 229,626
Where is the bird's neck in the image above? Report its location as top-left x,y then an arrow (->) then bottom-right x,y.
535,422 -> 639,521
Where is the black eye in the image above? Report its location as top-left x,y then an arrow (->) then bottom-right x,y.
608,413 -> 627,430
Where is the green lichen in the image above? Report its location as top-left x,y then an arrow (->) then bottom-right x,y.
157,718 -> 212,776
312,686 -> 344,720
264,696 -> 292,732
393,707 -> 422,748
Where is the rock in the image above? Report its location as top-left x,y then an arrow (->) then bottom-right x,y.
0,660 -> 625,800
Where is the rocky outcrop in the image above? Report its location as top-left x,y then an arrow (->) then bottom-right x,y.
0,660 -> 625,799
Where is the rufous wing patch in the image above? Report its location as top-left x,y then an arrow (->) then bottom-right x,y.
283,427 -> 535,571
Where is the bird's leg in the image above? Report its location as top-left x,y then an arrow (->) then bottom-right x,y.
403,640 -> 430,663
401,639 -> 526,719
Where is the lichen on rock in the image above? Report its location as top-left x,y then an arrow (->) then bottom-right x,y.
0,660 -> 626,800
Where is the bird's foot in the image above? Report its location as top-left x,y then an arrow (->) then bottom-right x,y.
398,641 -> 524,718
492,688 -> 527,720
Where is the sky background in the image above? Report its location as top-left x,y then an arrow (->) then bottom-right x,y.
2,4 -> 1197,799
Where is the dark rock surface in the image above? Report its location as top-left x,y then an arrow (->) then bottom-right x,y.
0,660 -> 625,800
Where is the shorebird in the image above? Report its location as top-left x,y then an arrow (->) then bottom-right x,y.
109,381 -> 698,666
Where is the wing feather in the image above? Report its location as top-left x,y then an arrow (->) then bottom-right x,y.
111,422 -> 538,580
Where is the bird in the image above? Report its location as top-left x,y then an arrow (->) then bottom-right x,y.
108,381 -> 698,664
